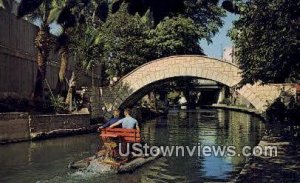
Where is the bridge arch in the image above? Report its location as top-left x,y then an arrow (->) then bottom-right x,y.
101,55 -> 291,113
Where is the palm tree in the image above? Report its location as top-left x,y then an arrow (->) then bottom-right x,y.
17,0 -> 56,104
54,31 -> 69,95
48,0 -> 77,95
50,0 -> 109,110
16,0 -> 99,104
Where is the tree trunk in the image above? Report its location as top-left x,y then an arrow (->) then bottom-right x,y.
65,71 -> 76,111
55,45 -> 69,95
33,24 -> 52,103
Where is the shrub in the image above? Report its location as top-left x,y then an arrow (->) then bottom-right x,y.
50,96 -> 68,114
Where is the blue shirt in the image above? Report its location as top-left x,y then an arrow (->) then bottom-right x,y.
119,116 -> 138,129
102,117 -> 120,128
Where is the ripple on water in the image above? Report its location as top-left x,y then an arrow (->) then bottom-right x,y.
36,161 -> 114,183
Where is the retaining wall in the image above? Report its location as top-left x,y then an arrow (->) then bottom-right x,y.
0,112 -> 30,143
0,113 -> 97,144
29,114 -> 97,140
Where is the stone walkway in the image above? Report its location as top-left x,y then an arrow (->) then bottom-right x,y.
210,104 -> 262,115
234,136 -> 300,182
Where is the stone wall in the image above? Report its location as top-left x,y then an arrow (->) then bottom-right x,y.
29,114 -> 97,140
0,113 -> 30,143
0,113 -> 98,144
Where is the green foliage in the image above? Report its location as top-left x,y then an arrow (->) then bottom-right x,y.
100,4 -> 150,77
183,0 -> 225,43
63,1 -> 225,81
167,91 -> 180,104
68,0 -> 106,71
110,0 -> 225,27
70,1 -> 225,80
229,0 -> 300,84
147,16 -> 204,58
50,95 -> 68,113
72,26 -> 104,71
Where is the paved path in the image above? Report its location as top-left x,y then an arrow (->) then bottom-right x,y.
235,136 -> 300,182
210,104 -> 261,115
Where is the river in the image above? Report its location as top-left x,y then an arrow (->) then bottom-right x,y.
0,109 -> 265,183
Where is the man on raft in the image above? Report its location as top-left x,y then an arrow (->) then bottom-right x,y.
98,109 -> 121,130
108,108 -> 140,130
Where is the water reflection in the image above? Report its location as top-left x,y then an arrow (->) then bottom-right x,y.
0,135 -> 99,183
0,109 -> 264,183
140,109 -> 265,182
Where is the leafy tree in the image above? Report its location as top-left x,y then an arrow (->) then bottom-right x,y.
183,0 -> 225,43
228,0 -> 300,84
17,0 -> 107,108
111,0 -> 225,27
48,0 -> 108,94
101,1 -> 225,77
111,1 -> 225,59
100,4 -> 151,78
63,1 -> 108,107
147,16 -> 204,58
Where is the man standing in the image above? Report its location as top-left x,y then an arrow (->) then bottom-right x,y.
109,108 -> 140,130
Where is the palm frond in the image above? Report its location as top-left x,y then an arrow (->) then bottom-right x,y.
47,7 -> 63,23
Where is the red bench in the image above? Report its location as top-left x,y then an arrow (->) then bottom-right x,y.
100,128 -> 141,143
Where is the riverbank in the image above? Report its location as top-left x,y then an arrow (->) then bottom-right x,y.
204,104 -> 264,118
206,104 -> 300,182
0,107 -> 166,144
233,135 -> 300,182
0,112 -> 98,144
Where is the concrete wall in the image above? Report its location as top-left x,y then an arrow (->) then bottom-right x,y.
0,113 -> 30,143
0,9 -> 101,99
29,114 -> 96,140
0,113 -> 97,144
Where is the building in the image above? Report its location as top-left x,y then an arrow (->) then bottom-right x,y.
222,46 -> 236,64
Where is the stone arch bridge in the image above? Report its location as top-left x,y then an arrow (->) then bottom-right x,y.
98,55 -> 294,115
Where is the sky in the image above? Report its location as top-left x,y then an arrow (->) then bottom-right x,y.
200,12 -> 238,59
